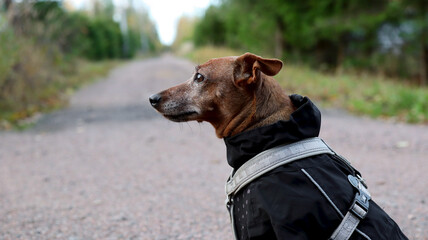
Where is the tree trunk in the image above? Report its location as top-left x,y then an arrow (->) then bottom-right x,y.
420,40 -> 428,86
418,0 -> 428,86
4,0 -> 12,11
336,35 -> 346,75
416,0 -> 428,86
274,18 -> 285,59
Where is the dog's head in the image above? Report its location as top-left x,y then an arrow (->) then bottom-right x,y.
149,52 -> 283,131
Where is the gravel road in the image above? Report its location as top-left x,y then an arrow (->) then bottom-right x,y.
1,54 -> 427,240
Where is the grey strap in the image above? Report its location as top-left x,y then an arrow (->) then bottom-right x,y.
225,137 -> 371,240
330,210 -> 361,240
330,175 -> 371,240
225,137 -> 334,196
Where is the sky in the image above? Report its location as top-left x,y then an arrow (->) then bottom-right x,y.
142,0 -> 212,45
69,0 -> 213,45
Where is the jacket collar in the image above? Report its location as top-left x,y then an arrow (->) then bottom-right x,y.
223,94 -> 321,169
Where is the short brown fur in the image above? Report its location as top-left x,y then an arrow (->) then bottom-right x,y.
149,53 -> 296,138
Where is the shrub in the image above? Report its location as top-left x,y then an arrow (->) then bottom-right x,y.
0,2 -> 145,128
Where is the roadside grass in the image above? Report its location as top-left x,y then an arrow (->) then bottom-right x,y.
281,66 -> 428,123
0,59 -> 123,130
185,46 -> 428,124
185,46 -> 244,64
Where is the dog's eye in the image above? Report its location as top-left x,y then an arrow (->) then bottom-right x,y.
194,73 -> 205,83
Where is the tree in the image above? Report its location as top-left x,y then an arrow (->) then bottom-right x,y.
172,16 -> 196,51
194,5 -> 226,46
3,0 -> 12,11
406,0 -> 428,85
194,0 -> 428,83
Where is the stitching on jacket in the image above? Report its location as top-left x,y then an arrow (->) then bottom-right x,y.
300,168 -> 371,240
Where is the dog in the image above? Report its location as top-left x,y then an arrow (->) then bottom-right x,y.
149,53 -> 408,240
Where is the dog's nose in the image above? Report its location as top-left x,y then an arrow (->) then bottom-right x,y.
149,93 -> 162,107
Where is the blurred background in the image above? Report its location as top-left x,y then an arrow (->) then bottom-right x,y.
176,0 -> 428,125
1,1 -> 427,239
0,0 -> 427,129
0,0 -> 162,129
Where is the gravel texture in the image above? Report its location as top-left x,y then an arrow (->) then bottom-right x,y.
1,54 -> 427,239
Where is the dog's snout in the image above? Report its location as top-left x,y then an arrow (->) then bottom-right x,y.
149,93 -> 162,107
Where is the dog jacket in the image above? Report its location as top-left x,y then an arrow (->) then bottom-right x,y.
223,94 -> 408,240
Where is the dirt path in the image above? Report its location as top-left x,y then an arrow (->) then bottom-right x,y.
1,54 -> 427,239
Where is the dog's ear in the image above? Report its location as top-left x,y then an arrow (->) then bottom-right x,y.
234,52 -> 283,87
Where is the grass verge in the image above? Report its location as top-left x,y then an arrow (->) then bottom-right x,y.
185,46 -> 428,124
0,59 -> 123,130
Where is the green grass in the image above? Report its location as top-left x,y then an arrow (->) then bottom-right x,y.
186,46 -> 428,124
0,59 -> 123,130
184,46 -> 244,64
281,65 -> 428,123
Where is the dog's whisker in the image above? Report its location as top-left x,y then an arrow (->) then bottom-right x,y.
198,122 -> 203,135
186,122 -> 193,133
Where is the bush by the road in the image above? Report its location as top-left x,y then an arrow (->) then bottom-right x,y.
0,1 -> 159,129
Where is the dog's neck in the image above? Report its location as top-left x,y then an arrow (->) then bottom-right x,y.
214,75 -> 295,138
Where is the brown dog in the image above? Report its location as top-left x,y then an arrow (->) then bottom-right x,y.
149,53 -> 408,240
149,53 -> 295,138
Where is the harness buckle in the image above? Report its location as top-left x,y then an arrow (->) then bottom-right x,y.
348,175 -> 371,219
350,192 -> 369,219
356,174 -> 368,189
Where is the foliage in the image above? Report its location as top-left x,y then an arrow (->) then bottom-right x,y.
194,0 -> 428,85
7,1 -> 147,60
172,16 -> 197,51
194,6 -> 226,47
0,23 -> 123,129
0,1 -> 160,129
86,17 -> 124,60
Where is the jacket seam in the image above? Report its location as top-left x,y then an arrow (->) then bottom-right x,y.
300,168 -> 371,240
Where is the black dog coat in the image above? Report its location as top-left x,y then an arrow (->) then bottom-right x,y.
224,95 -> 408,240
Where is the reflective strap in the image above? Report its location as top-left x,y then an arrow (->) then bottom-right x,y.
225,137 -> 334,197
302,170 -> 372,240
330,175 -> 371,240
330,210 -> 362,240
